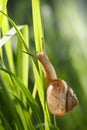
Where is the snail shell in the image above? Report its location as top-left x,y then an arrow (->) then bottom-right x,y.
47,79 -> 78,116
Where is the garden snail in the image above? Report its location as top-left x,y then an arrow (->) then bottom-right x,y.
37,52 -> 78,116
23,50 -> 78,116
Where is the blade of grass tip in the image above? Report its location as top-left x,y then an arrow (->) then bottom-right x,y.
0,11 -> 28,51
23,51 -> 37,59
32,84 -> 37,99
0,0 -> 7,27
2,8 -> 15,73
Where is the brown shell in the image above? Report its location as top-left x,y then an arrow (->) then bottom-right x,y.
47,79 -> 78,116
66,87 -> 78,111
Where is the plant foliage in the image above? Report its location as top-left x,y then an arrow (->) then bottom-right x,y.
0,0 -> 59,130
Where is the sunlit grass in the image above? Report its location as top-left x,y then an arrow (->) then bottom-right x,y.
0,0 -> 59,130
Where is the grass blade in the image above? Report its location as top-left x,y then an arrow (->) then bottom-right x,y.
0,26 -> 24,48
32,60 -> 44,108
0,0 -> 7,27
17,25 -> 29,87
32,0 -> 43,52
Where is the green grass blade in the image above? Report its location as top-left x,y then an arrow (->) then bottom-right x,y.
1,8 -> 15,73
0,0 -> 7,27
0,0 -> 8,57
32,60 -> 44,109
32,0 -> 45,109
21,26 -> 29,87
32,0 -> 53,129
17,25 -> 29,87
32,0 -> 43,52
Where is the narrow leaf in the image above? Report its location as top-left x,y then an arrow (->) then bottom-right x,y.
0,26 -> 24,48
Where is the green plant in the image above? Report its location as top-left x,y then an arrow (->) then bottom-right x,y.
0,0 -> 59,129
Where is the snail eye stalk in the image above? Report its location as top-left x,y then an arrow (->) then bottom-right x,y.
23,51 -> 37,59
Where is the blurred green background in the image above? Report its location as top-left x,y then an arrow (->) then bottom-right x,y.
7,0 -> 87,130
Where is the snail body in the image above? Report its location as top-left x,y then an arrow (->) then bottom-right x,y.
37,52 -> 78,116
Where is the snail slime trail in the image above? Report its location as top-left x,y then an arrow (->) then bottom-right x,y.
24,51 -> 78,116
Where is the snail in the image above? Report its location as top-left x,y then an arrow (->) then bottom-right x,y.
23,49 -> 78,116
